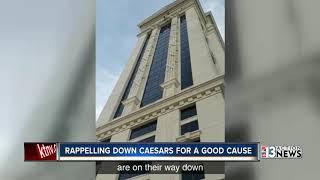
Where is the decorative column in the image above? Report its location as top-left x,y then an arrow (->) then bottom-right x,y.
206,24 -> 225,75
155,109 -> 180,142
186,7 -> 218,85
122,28 -> 160,115
161,16 -> 180,98
196,91 -> 224,142
97,33 -> 147,125
151,110 -> 180,180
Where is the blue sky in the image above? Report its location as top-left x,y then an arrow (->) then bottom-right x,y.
96,0 -> 225,118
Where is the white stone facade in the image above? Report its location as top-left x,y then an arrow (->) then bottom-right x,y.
97,0 -> 224,179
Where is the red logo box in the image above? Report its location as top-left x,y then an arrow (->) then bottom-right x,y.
24,143 -> 57,161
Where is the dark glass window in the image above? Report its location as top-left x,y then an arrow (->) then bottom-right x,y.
180,15 -> 193,89
181,105 -> 197,120
181,120 -> 199,135
138,135 -> 155,143
114,34 -> 151,118
192,139 -> 201,142
140,24 -> 171,107
182,138 -> 200,143
114,104 -> 124,119
130,121 -> 157,140
101,138 -> 111,143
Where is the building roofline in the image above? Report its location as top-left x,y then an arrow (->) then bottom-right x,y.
137,0 -> 224,49
138,0 -> 182,28
138,0 -> 207,29
205,11 -> 225,49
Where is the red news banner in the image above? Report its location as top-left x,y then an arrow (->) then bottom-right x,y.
24,143 -> 57,161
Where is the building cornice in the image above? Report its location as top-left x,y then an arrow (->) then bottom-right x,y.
138,0 -> 207,32
205,12 -> 225,50
176,130 -> 201,142
96,75 -> 224,139
138,0 -> 186,28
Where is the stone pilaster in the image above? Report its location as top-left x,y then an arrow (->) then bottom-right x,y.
161,16 -> 180,98
152,109 -> 180,180
186,7 -> 219,85
207,24 -> 225,75
97,33 -> 147,126
196,91 -> 224,142
122,28 -> 160,115
155,109 -> 180,142
122,96 -> 140,115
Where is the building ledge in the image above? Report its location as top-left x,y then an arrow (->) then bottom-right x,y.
176,130 -> 201,142
96,74 -> 224,139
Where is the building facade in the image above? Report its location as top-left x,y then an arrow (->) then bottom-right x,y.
97,0 -> 225,179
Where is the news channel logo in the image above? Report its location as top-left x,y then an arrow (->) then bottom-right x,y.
260,145 -> 302,159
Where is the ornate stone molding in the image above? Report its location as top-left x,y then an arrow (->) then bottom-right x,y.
122,96 -> 140,115
138,0 -> 207,33
122,28 -> 160,115
176,130 -> 201,142
128,29 -> 159,98
165,16 -> 179,82
160,78 -> 180,98
162,16 -> 179,98
97,75 -> 224,140
161,78 -> 180,89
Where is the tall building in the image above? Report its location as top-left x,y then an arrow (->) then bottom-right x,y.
96,0 -> 225,179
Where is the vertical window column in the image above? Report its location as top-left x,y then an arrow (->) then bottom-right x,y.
180,15 -> 193,90
122,28 -> 160,115
140,23 -> 171,107
180,105 -> 200,136
185,7 -> 218,85
113,34 -> 151,119
161,16 -> 180,97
